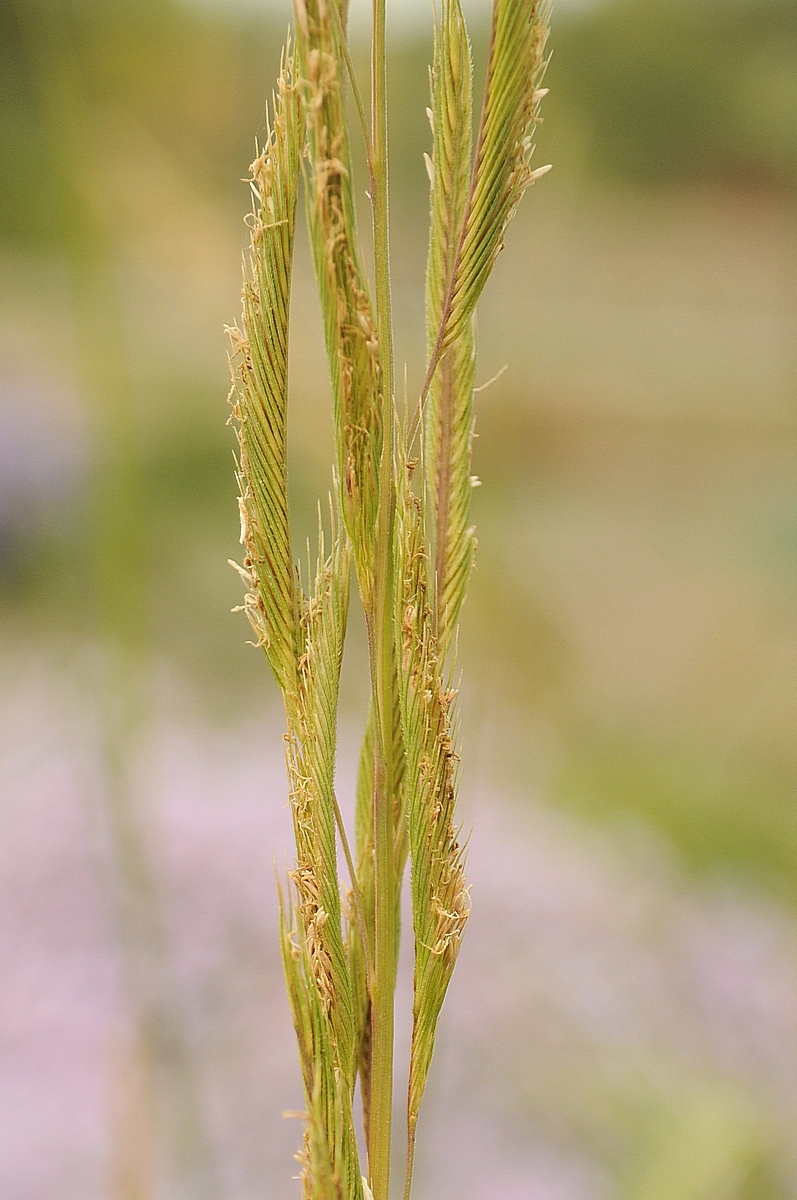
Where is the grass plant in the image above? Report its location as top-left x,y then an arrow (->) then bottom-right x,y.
228,3 -> 549,1197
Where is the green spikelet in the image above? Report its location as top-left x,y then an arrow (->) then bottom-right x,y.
228,46 -> 301,695
281,519 -> 365,1198
279,880 -> 364,1200
293,0 -> 383,605
425,0 -> 477,657
424,0 -> 550,394
394,457 -> 470,1189
286,520 -> 356,1087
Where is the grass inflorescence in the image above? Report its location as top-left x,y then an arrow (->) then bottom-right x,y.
227,4 -> 550,1198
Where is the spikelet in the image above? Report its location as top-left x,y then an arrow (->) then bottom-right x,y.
280,881 -> 364,1200
293,0 -> 383,605
228,45 -> 301,695
423,0 -> 550,395
280,518 -> 365,1198
425,0 -> 477,657
229,53 -> 361,1181
394,455 -> 470,1174
285,519 -> 357,1085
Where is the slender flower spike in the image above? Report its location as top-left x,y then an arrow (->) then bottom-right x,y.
425,0 -> 478,658
293,0 -> 383,606
423,0 -> 551,399
394,456 -> 472,1191
227,3 -> 550,1199
228,45 -> 301,696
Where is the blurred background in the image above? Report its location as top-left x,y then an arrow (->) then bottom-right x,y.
2,0 -> 797,1196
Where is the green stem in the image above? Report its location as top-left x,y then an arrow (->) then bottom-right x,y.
332,789 -> 372,992
368,1 -> 396,1198
331,0 -> 374,177
433,352 -> 454,637
403,1124 -> 417,1200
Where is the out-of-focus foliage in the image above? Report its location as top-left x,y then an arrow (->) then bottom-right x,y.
544,0 -> 797,191
5,0 -> 796,249
0,0 -> 285,246
385,0 -> 797,199
1,0 -> 796,882
2,1 -> 797,1198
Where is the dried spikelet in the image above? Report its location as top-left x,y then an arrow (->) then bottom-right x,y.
423,0 -> 551,396
284,520 -> 357,1085
394,458 -> 470,1176
228,45 -> 301,695
279,884 -> 364,1200
276,521 -> 365,1197
425,0 -> 478,658
230,31 -> 367,1196
293,0 -> 383,604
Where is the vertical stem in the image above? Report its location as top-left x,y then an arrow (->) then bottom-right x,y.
403,1128 -> 417,1200
433,353 -> 454,637
369,2 -> 396,1199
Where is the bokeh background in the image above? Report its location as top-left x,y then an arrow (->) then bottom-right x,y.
2,0 -> 797,1196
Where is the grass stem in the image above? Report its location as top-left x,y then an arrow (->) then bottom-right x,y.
368,1 -> 396,1197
